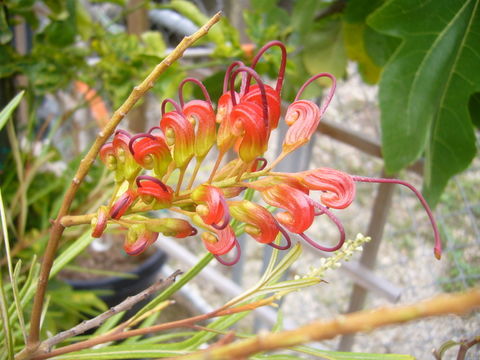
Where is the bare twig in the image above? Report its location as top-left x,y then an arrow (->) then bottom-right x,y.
457,336 -> 480,360
171,289 -> 480,360
24,11 -> 222,355
32,296 -> 277,359
42,270 -> 182,350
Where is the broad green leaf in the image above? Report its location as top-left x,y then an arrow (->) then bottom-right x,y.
468,92 -> 480,128
368,0 -> 480,205
343,22 -> 381,84
302,20 -> 347,85
343,0 -> 399,83
0,91 -> 25,132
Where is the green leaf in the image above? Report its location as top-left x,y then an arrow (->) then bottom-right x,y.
343,0 -> 399,83
302,20 -> 347,84
293,345 -> 415,360
0,91 -> 25,132
468,92 -> 480,128
368,0 -> 480,205
0,188 -> 27,343
52,344 -> 186,359
343,22 -> 381,84
141,31 -> 166,57
0,6 -> 12,45
50,230 -> 94,278
0,264 -> 14,360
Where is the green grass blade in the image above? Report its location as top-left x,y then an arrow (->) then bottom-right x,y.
50,230 -> 93,278
0,188 -> 27,344
0,265 -> 15,360
132,252 -> 213,320
63,264 -> 137,279
293,345 -> 415,360
92,311 -> 126,336
51,345 -> 187,359
0,91 -> 24,132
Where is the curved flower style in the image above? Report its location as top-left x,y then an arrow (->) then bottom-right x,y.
159,99 -> 195,169
192,184 -> 230,230
249,40 -> 287,95
294,168 -> 356,209
100,130 -> 140,183
136,176 -> 173,209
124,224 -> 159,256
129,129 -> 172,178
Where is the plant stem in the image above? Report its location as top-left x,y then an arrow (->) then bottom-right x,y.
24,11 -> 222,355
41,270 -> 182,350
32,296 -> 276,359
172,288 -> 480,360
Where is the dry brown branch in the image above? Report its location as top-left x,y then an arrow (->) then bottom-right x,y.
32,296 -> 277,360
23,11 -> 222,357
171,288 -> 480,360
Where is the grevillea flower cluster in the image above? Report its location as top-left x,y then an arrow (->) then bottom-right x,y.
94,41 -> 442,266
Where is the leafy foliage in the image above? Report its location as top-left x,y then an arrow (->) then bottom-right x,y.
368,0 -> 480,206
245,0 -> 479,206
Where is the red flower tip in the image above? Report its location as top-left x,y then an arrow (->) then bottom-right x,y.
145,218 -> 197,238
202,226 -> 241,266
91,206 -> 108,238
295,168 -> 356,209
109,189 -> 138,219
241,84 -> 281,130
228,200 -> 279,244
201,226 -> 236,256
129,131 -> 172,178
136,176 -> 173,209
159,101 -> 195,169
124,224 -> 159,256
192,185 -> 230,230
283,100 -> 321,153
261,183 -> 314,234
216,91 -> 241,152
99,143 -> 116,170
183,100 -> 216,159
